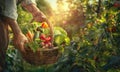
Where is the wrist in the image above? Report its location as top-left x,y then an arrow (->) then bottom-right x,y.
13,32 -> 23,37
21,3 -> 40,16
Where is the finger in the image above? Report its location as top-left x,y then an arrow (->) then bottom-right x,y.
24,39 -> 28,46
19,42 -> 26,54
25,38 -> 28,43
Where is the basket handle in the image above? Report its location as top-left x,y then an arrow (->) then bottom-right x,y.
46,20 -> 54,46
30,19 -> 54,47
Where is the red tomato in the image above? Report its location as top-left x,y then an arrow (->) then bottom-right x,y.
45,37 -> 51,41
39,34 -> 46,40
44,40 -> 49,44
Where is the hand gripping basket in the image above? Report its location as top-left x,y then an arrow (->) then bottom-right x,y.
22,20 -> 60,66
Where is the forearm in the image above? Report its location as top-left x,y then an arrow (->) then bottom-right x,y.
21,2 -> 53,42
4,17 -> 22,36
21,3 -> 39,16
4,17 -> 28,52
21,3 -> 53,37
21,3 -> 47,21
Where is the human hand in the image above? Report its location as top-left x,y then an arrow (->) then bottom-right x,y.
13,33 -> 28,53
21,3 -> 54,43
21,3 -> 47,23
32,11 -> 54,43
32,10 -> 47,23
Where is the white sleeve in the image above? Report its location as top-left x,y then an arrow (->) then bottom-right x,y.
22,0 -> 36,5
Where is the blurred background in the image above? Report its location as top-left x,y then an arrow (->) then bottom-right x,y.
6,0 -> 120,72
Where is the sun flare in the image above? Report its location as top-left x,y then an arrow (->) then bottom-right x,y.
46,0 -> 69,11
62,2 -> 69,11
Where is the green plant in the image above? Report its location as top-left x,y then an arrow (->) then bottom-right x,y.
24,22 -> 70,52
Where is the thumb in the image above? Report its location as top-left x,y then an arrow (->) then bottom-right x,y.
19,42 -> 26,54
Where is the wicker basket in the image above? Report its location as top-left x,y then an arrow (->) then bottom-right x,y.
22,47 -> 60,65
21,20 -> 60,65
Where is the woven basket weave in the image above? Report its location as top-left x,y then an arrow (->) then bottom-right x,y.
22,47 -> 60,65
22,20 -> 60,65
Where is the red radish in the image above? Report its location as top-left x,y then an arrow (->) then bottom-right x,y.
41,42 -> 45,46
44,40 -> 49,44
48,42 -> 52,47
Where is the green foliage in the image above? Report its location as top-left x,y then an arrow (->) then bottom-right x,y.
53,0 -> 120,72
6,0 -> 120,72
26,41 -> 40,52
54,27 -> 67,36
53,27 -> 70,45
5,47 -> 24,72
36,0 -> 53,16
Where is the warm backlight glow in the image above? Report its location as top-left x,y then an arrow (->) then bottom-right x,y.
46,0 -> 69,11
45,0 -> 57,10
62,2 -> 69,11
